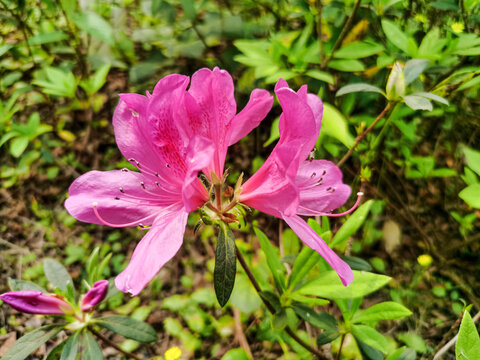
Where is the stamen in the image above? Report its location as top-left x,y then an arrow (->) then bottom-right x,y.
311,172 -> 316,178
131,110 -> 139,117
140,181 -> 145,189
298,192 -> 364,217
121,168 -> 129,172
92,202 -> 159,227
119,187 -> 124,193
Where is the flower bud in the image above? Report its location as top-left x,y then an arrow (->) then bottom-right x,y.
386,62 -> 405,101
0,291 -> 74,315
81,280 -> 109,312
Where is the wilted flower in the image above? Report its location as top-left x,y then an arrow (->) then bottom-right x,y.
240,79 -> 361,286
65,68 -> 273,296
81,280 -> 109,312
0,291 -> 74,315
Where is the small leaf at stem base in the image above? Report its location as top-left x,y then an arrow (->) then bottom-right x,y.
214,222 -> 237,307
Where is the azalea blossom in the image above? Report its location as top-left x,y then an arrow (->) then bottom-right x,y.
65,68 -> 273,296
81,280 -> 109,312
240,79 -> 361,286
0,291 -> 75,315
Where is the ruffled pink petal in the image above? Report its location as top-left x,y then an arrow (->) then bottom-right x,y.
296,160 -> 351,216
186,67 -> 236,176
306,93 -> 323,135
65,170 -> 176,227
282,215 -> 354,286
276,86 -> 318,161
240,143 -> 301,217
115,208 -> 188,295
0,291 -> 74,315
182,136 -> 215,212
152,73 -> 189,97
81,280 -> 109,312
228,89 -> 273,146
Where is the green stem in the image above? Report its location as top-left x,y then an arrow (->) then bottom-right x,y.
235,247 -> 328,359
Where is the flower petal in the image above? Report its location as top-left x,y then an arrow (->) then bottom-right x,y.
296,160 -> 351,215
115,209 -> 188,295
65,170 -> 175,226
0,291 -> 74,315
241,143 -> 301,217
182,136 -> 215,212
282,215 -> 354,286
228,89 -> 273,145
81,280 -> 109,312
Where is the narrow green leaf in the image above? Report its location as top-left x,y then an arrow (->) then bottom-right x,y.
259,291 -> 282,313
8,278 -> 45,292
352,301 -> 412,323
1,325 -> 63,360
305,70 -> 334,84
355,335 -> 385,360
60,331 -> 80,360
327,59 -> 365,72
95,315 -> 158,343
180,0 -> 196,21
342,256 -> 372,271
254,227 -> 286,291
73,11 -> 114,45
81,331 -> 104,360
456,311 -> 480,359
403,95 -> 432,111
43,258 -> 73,293
404,59 -> 429,85
462,146 -> 480,176
288,245 -> 321,290
336,83 -> 385,97
28,31 -> 68,45
334,41 -> 384,59
214,223 -> 237,307
286,293 -> 330,306
320,103 -> 355,148
10,136 -> 29,158
331,200 -> 374,247
292,303 -> 337,331
412,92 -> 449,105
317,330 -> 340,345
297,271 -> 391,299
352,324 -> 389,354
381,20 -> 409,53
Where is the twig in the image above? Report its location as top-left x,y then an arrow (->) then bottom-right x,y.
336,103 -> 391,167
321,0 -> 362,68
233,308 -> 253,358
335,334 -> 346,360
235,246 -> 327,359
90,328 -> 142,360
433,311 -> 480,359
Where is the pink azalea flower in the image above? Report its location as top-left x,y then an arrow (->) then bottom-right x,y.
0,291 -> 74,315
81,280 -> 109,312
65,68 -> 273,296
240,79 -> 362,286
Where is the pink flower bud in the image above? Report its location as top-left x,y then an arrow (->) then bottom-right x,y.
0,291 -> 74,315
81,280 -> 109,312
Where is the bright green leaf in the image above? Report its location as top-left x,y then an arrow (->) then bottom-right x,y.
336,83 -> 385,97
381,20 -> 409,53
331,200 -> 374,247
352,301 -> 412,323
255,227 -> 286,291
403,96 -> 433,111
352,325 -> 389,354
328,59 -> 365,72
95,315 -> 158,343
459,184 -> 480,209
456,310 -> 480,359
334,41 -> 384,59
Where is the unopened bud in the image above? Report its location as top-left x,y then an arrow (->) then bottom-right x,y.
386,62 -> 405,101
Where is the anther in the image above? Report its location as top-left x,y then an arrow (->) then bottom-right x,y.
119,187 -> 124,193
114,196 -> 120,200
311,172 -> 316,178
165,163 -> 170,168
155,173 -> 159,177
155,181 -> 160,187
131,110 -> 139,117
121,168 -> 129,172
322,170 -> 327,176
140,182 -> 145,189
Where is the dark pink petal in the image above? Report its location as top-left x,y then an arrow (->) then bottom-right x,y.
65,170 -> 176,227
115,208 -> 188,295
276,86 -> 318,162
152,73 -> 189,97
0,291 -> 74,315
182,136 -> 215,212
81,280 -> 109,312
241,144 -> 301,217
282,215 -> 354,286
186,67 -> 236,176
306,93 -> 323,135
228,89 -> 274,146
296,160 -> 351,216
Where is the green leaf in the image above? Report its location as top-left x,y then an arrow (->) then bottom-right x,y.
355,335 -> 385,360
180,0 -> 196,22
291,303 -> 337,331
328,59 -> 365,72
317,330 -> 340,345
254,227 -> 286,291
43,258 -> 73,293
230,274 -> 262,314
297,271 -> 391,299
80,331 -> 104,360
336,83 -> 385,97
397,333 -> 427,354
80,64 -> 111,96
459,184 -> 480,209
462,146 -> 480,176
60,331 -> 80,360
305,70 -> 334,84
331,200 -> 374,247
334,41 -> 384,59
95,315 -> 158,342
259,291 -> 282,313
214,222 -> 237,307
286,293 -> 330,307
221,348 -> 252,360
1,325 -> 63,360
403,96 -> 432,111
381,20 -> 409,53
28,31 -> 68,45
404,59 -> 429,85
418,28 -> 446,59
456,310 -> 480,359
342,256 -> 372,271
9,136 -> 28,158
320,103 -> 355,148
8,278 -> 45,292
288,243 -> 321,290
352,325 -> 389,353
73,11 -> 114,45
271,309 -> 288,331
412,92 -> 448,105
352,301 -> 412,323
